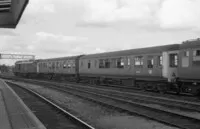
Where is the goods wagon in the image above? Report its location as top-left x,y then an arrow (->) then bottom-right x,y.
79,44 -> 180,92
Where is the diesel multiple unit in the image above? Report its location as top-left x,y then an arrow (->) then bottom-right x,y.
14,39 -> 200,95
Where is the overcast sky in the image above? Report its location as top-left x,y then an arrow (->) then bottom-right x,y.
0,0 -> 200,65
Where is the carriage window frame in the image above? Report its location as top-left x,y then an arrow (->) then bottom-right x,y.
56,62 -> 59,69
72,61 -> 75,68
169,53 -> 178,67
105,59 -> 111,68
99,59 -> 104,68
147,57 -> 154,68
158,56 -> 162,66
183,51 -> 189,57
67,63 -> 71,68
134,56 -> 144,67
193,50 -> 200,56
127,57 -> 130,66
116,57 -> 124,68
63,61 -> 67,68
88,60 -> 91,69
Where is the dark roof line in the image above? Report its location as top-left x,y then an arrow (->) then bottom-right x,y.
81,44 -> 180,59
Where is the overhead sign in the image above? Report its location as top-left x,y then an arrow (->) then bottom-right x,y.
0,54 -> 35,60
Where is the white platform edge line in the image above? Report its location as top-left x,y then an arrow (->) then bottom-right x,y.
10,80 -> 96,129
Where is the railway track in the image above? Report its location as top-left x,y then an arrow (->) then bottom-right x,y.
1,75 -> 200,103
8,79 -> 200,129
5,81 -> 95,129
67,84 -> 200,113
8,76 -> 200,110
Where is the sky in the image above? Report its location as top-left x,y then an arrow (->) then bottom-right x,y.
0,0 -> 200,65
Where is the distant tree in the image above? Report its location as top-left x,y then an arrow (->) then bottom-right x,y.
0,64 -> 9,73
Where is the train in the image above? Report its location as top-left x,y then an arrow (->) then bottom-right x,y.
13,39 -> 200,96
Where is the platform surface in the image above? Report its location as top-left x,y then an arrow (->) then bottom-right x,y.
0,79 -> 46,129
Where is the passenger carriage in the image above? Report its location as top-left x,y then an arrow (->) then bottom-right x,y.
78,44 -> 180,92
37,56 -> 82,81
177,39 -> 200,95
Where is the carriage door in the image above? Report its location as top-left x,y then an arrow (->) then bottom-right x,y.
147,56 -> 154,75
162,51 -> 178,82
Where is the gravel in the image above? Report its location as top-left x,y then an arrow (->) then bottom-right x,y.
12,81 -> 180,129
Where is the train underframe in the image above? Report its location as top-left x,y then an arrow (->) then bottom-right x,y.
13,72 -> 200,96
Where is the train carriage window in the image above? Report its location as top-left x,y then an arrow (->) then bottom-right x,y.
67,60 -> 71,68
158,56 -> 162,66
67,64 -> 71,68
147,57 -> 154,68
169,54 -> 178,67
56,62 -> 59,69
88,60 -> 91,69
192,49 -> 200,65
121,58 -> 125,68
184,51 -> 189,57
134,56 -> 144,67
182,51 -> 189,67
99,59 -> 104,68
197,50 -> 200,56
63,61 -> 67,68
63,64 -> 67,68
127,57 -> 130,66
116,58 -> 124,68
105,59 -> 110,68
193,50 -> 200,56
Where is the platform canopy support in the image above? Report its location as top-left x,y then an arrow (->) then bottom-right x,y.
0,0 -> 29,28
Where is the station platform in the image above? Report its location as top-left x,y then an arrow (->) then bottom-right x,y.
0,79 -> 46,129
